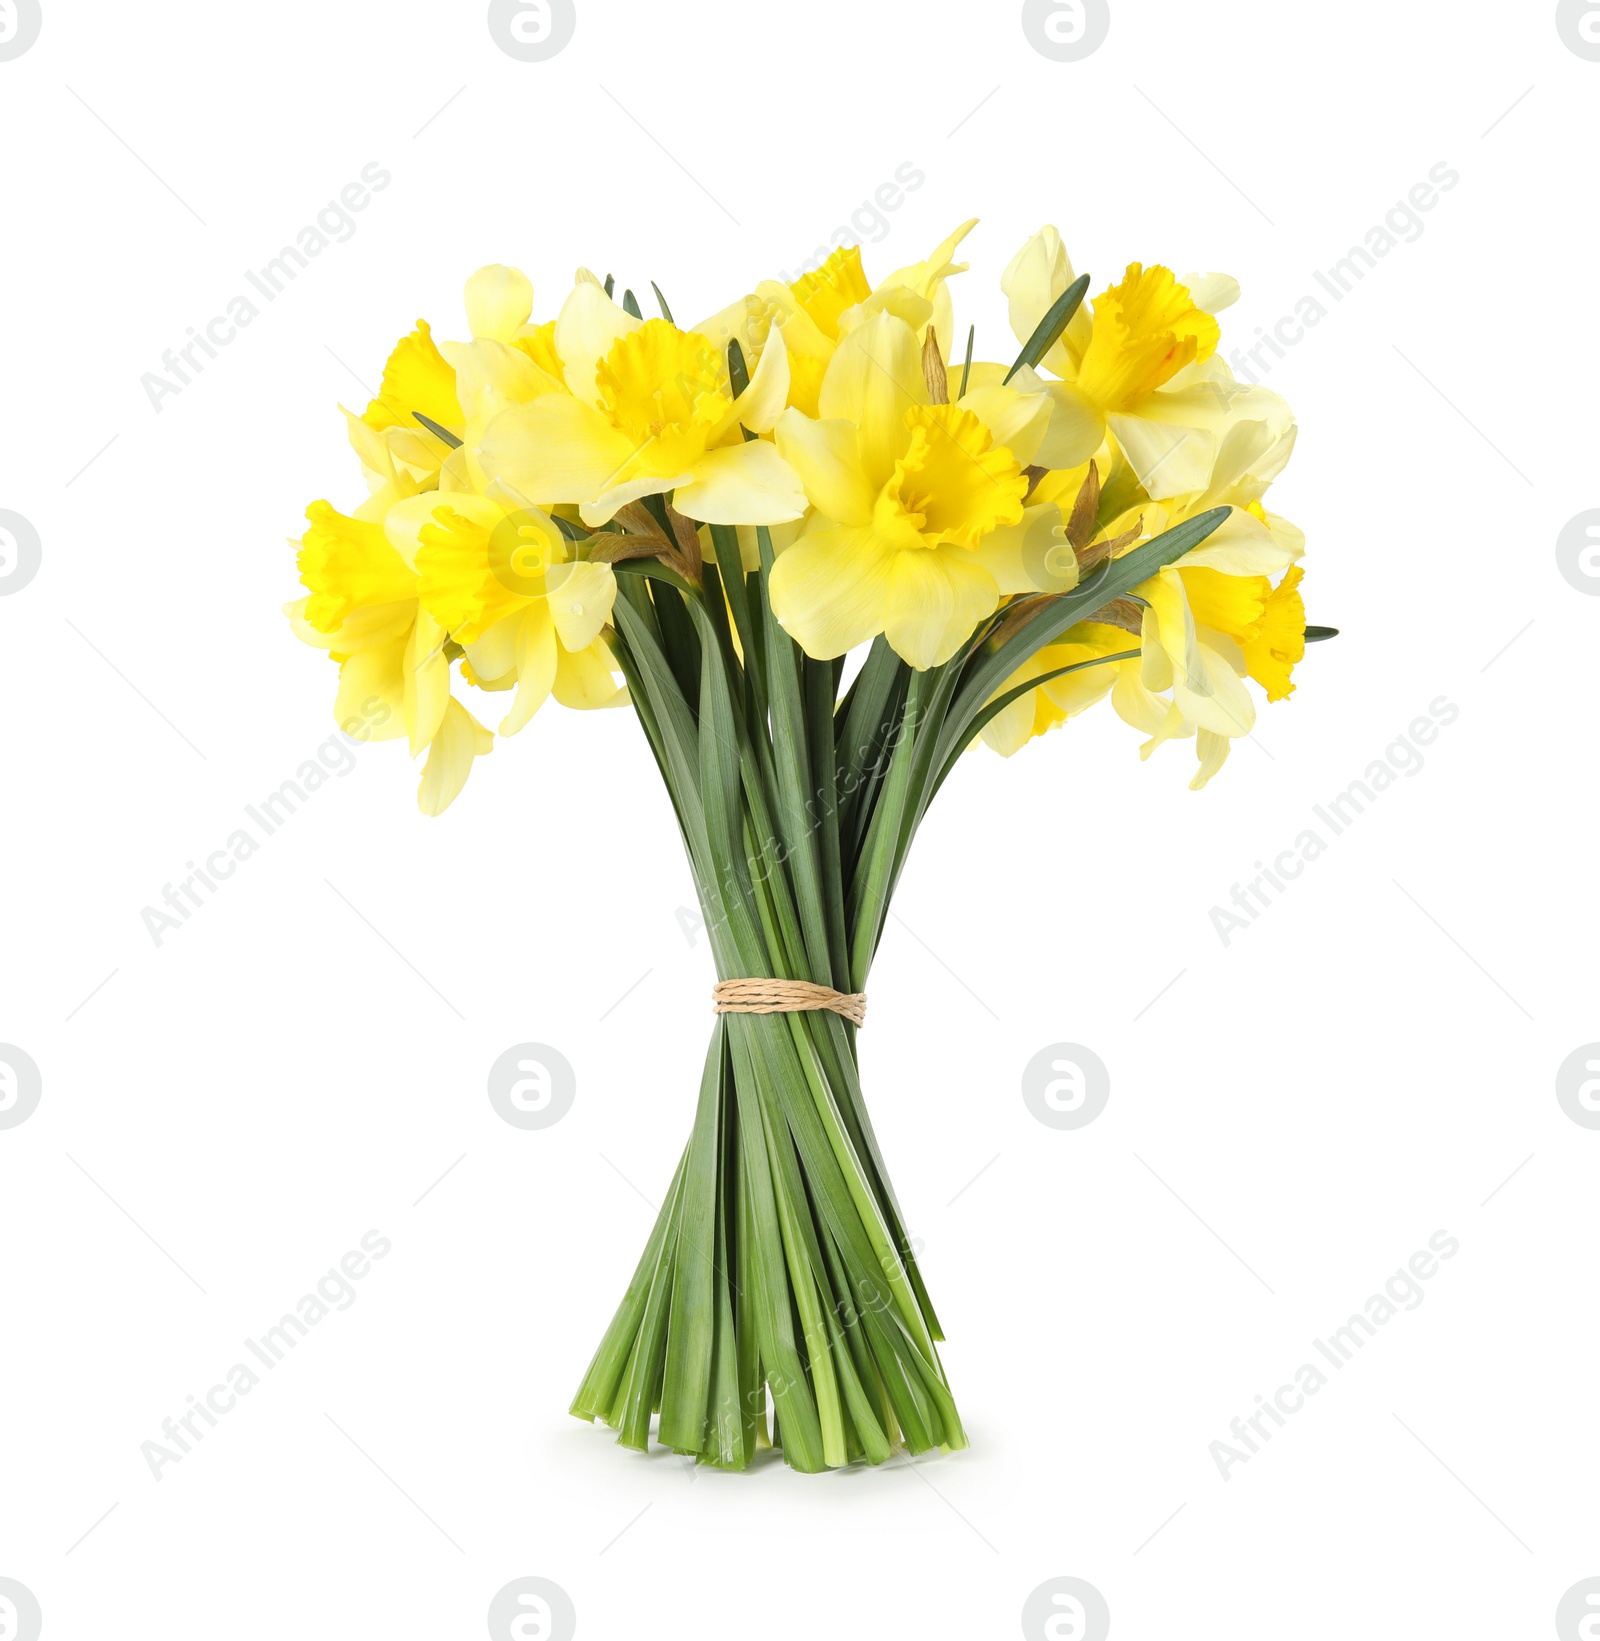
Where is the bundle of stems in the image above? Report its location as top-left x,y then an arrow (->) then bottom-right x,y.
567,456 -> 1226,1468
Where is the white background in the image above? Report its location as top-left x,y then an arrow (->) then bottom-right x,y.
2,2 -> 1597,1637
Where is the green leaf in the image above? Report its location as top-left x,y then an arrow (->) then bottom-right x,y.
727,337 -> 751,400
1003,273 -> 1089,384
935,649 -> 1140,792
755,526 -> 835,987
411,411 -> 461,449
940,504 -> 1232,774
622,287 -> 643,320
658,1030 -> 726,1454
958,323 -> 975,398
1305,625 -> 1340,642
651,280 -> 675,323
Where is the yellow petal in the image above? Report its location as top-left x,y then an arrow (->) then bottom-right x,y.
298,501 -> 416,633
289,594 -> 414,655
404,610 -> 451,755
501,605 -> 558,735
876,218 -> 977,355
1076,265 -> 1220,412
583,471 -> 695,527
343,406 -> 399,482
462,613 -> 520,684
555,280 -> 640,407
362,321 -> 463,434
545,560 -> 617,652
553,639 -> 627,709
1180,566 -> 1268,639
334,640 -> 408,742
464,264 -> 533,342
1107,372 -> 1292,500
673,440 -> 806,526
789,246 -> 873,341
415,498 -> 561,643
768,524 -> 895,659
1112,665 -> 1176,737
818,312 -> 928,488
712,318 -> 790,438
440,337 -> 555,426
418,698 -> 493,816
1240,566 -> 1305,702
385,490 -> 484,571
880,544 -> 999,670
954,378 -> 1053,468
1191,728 -> 1232,789
969,503 -> 1073,595
1001,226 -> 1092,377
774,410 -> 875,526
1035,381 -> 1108,471
980,687 -> 1041,757
1180,272 -> 1240,315
478,394 -> 638,508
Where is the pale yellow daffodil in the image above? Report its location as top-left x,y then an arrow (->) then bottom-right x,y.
476,279 -> 803,528
769,311 -> 1057,669
288,493 -> 494,816
1003,229 -> 1293,498
693,223 -> 982,424
345,265 -> 564,489
980,417 -> 1309,787
391,486 -> 626,734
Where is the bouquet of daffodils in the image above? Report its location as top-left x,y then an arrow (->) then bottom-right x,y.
288,222 -> 1320,1471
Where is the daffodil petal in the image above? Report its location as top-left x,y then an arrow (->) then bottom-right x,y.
335,640 -> 408,741
463,612 -> 520,684
440,338 -> 554,426
1001,226 -> 1092,377
774,409 -> 874,526
1191,728 -> 1232,789
464,264 -> 534,342
956,378 -> 1052,468
818,312 -> 927,487
500,605 -> 558,735
715,320 -> 790,437
1179,506 -> 1300,575
553,640 -> 627,709
880,547 -> 999,671
479,395 -> 639,508
768,524 -> 895,659
673,440 -> 806,526
555,280 -> 640,408
582,471 -> 695,527
1035,381 -> 1107,471
969,504 -> 1071,595
1180,272 -> 1240,315
418,698 -> 493,815
546,561 -> 617,652
404,610 -> 452,755
980,689 -> 1038,757
385,491 -> 494,570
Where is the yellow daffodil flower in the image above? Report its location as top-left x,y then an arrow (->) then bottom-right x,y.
981,413 -> 1309,787
769,310 -> 1069,669
477,279 -> 803,527
391,487 -> 625,733
291,270 -> 628,812
287,495 -> 494,816
692,223 -> 981,423
1004,229 -> 1292,497
345,265 -> 564,488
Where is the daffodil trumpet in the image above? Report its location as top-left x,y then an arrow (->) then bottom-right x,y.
285,231 -> 1327,1471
